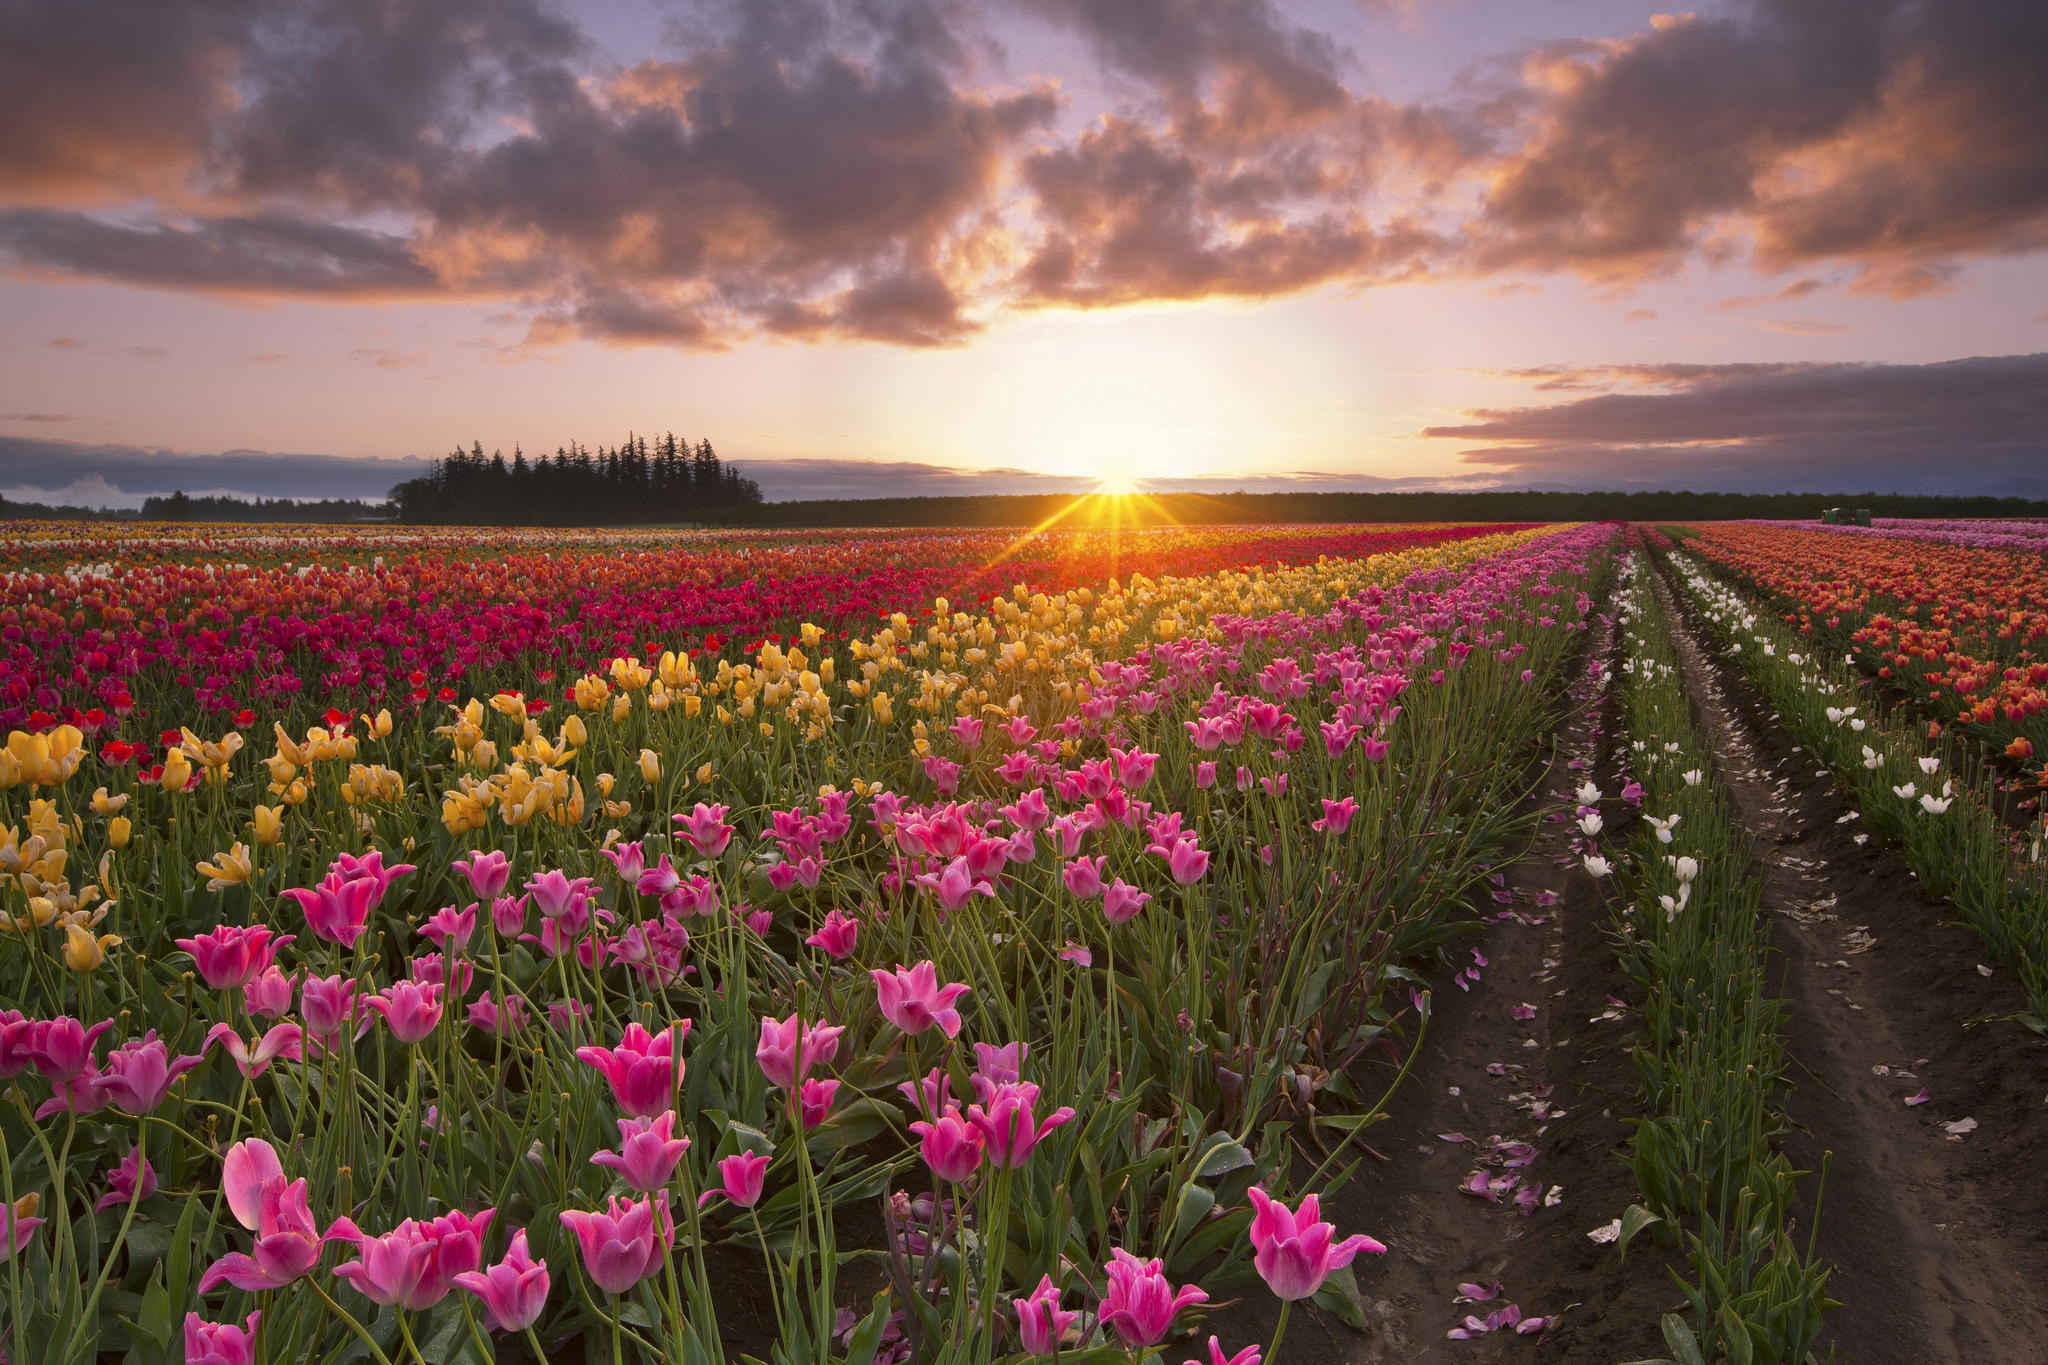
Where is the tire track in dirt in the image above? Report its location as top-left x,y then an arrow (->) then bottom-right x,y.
1651,555 -> 2048,1364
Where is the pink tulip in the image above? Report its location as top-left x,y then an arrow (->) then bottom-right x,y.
90,1031 -> 206,1113
174,925 -> 291,991
798,1077 -> 840,1130
914,855 -> 995,913
183,1311 -> 261,1365
1102,879 -> 1151,925
1193,760 -> 1217,789
467,994 -> 532,1035
1,1193 -> 44,1264
967,1082 -> 1074,1169
367,980 -> 444,1045
453,1228 -> 551,1332
871,961 -> 971,1039
1061,856 -> 1106,899
418,903 -> 477,950
699,1152 -> 769,1209
755,1013 -> 844,1090
804,908 -> 860,958
1312,797 -> 1358,835
525,869 -> 597,926
331,1209 -> 495,1311
490,893 -> 531,938
299,974 -> 364,1053
1153,835 -> 1210,885
1016,1273 -> 1079,1354
280,876 -> 378,948
602,838 -> 649,884
26,1016 -> 112,1082
199,1139 -> 326,1293
452,848 -> 512,901
95,1146 -> 158,1211
591,1112 -> 691,1193
1245,1186 -> 1385,1300
909,1105 -> 984,1183
0,1010 -> 32,1078
559,1194 -> 673,1294
971,1041 -> 1026,1094
204,1021 -> 304,1079
1100,1248 -> 1209,1348
675,802 -> 735,858
1187,1337 -> 1262,1365
243,965 -> 298,1019
576,1022 -> 687,1117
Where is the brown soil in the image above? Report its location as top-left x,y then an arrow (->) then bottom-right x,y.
1652,555 -> 2048,1363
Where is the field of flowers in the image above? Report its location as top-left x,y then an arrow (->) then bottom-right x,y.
0,518 -> 1614,1365
1675,522 -> 2048,773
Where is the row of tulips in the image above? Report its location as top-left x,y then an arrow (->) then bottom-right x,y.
2,522 -> 1617,1363
1672,522 -> 2048,779
1599,551 -> 1833,1363
1660,544 -> 2048,1026
0,520 -> 1524,740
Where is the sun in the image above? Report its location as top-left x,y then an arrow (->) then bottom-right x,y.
1094,470 -> 1140,496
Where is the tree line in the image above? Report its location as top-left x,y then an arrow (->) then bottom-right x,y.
385,435 -> 762,525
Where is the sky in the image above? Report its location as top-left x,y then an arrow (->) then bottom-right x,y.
1,0 -> 2045,506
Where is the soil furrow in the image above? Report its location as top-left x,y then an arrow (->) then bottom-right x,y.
1651,555 -> 2048,1364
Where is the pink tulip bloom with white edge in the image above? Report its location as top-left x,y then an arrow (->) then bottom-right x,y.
871,961 -> 971,1038
198,1139 -> 329,1293
1245,1186 -> 1386,1300
453,1228 -> 551,1332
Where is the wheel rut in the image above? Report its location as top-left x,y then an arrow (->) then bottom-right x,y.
1649,555 -> 2048,1365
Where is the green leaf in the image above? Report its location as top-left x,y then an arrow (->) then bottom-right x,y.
1169,1182 -> 1215,1244
1660,1312 -> 1707,1365
838,1290 -> 895,1365
1311,1262 -> 1367,1329
1618,1203 -> 1664,1258
1193,1137 -> 1254,1180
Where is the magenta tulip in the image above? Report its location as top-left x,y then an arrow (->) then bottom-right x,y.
1245,1186 -> 1385,1301
871,961 -> 970,1039
559,1193 -> 673,1294
453,1228 -> 551,1332
590,1111 -> 690,1193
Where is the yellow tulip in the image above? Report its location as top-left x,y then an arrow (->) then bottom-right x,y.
108,815 -> 131,849
159,749 -> 193,792
196,843 -> 254,891
638,749 -> 660,783
91,787 -> 128,816
252,805 -> 285,845
362,708 -> 394,738
63,922 -> 119,971
561,715 -> 588,750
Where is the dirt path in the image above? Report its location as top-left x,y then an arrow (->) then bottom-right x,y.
1213,591 -> 1676,1363
1651,556 -> 2048,1363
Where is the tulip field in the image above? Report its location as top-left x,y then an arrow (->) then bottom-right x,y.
13,513 -> 2048,1365
0,517 -> 1631,1365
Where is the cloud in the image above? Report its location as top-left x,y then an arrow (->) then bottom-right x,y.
0,0 -> 2042,340
0,412 -> 69,422
45,336 -> 82,349
1422,351 -> 2048,494
1623,307 -> 1656,321
348,347 -> 429,369
0,436 -> 435,504
1468,0 -> 2048,293
1755,318 -> 1848,335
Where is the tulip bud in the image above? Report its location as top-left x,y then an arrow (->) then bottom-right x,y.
108,815 -> 132,849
